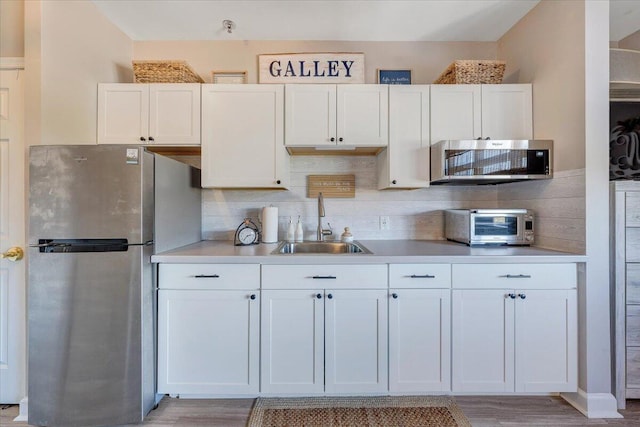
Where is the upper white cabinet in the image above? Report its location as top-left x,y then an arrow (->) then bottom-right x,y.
201,84 -> 289,189
377,85 -> 430,189
285,84 -> 388,147
97,83 -> 201,145
430,84 -> 533,143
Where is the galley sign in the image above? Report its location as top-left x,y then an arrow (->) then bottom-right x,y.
258,53 -> 365,84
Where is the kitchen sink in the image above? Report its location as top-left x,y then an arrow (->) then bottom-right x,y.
272,241 -> 372,255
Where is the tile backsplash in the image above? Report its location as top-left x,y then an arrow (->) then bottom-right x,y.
202,155 -> 498,241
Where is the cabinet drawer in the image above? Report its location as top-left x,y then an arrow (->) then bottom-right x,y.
159,263 -> 260,290
452,263 -> 576,290
389,264 -> 451,289
262,264 -> 387,289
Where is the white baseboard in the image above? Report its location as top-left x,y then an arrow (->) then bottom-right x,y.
562,389 -> 622,418
14,396 -> 28,422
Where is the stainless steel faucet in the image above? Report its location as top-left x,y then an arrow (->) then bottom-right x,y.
317,192 -> 332,241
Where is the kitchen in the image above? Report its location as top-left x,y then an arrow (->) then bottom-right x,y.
0,0 -> 638,425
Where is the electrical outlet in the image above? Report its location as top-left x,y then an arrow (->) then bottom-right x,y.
380,216 -> 390,230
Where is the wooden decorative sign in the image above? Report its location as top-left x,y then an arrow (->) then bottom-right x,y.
307,175 -> 355,198
259,53 -> 365,84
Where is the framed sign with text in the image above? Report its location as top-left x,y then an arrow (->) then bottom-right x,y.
258,53 -> 365,84
377,69 -> 412,85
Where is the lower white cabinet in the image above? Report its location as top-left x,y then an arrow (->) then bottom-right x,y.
261,265 -> 388,394
157,264 -> 260,395
451,264 -> 577,393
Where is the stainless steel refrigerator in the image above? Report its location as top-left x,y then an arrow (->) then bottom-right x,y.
28,145 -> 201,427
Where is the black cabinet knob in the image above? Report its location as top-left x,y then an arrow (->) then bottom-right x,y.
392,180 -> 397,185
518,293 -> 526,299
276,180 -> 281,184
250,294 -> 256,300
338,137 -> 344,142
507,293 -> 516,299
327,293 -> 333,299
330,137 -> 335,142
149,136 -> 155,141
140,137 -> 146,142
392,293 -> 398,299
316,293 -> 322,299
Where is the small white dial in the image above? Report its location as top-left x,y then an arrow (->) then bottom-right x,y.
238,227 -> 257,244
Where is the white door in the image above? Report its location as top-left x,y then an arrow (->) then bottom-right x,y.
430,84 -> 481,143
515,289 -> 577,392
157,289 -> 260,395
325,289 -> 388,393
284,84 -> 336,146
201,84 -> 288,188
452,289 -> 515,392
381,85 -> 430,189
481,84 -> 533,140
148,84 -> 200,145
97,83 -> 149,144
260,290 -> 324,394
389,289 -> 451,393
337,85 -> 388,147
0,67 -> 26,403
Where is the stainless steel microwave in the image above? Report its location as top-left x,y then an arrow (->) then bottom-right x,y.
430,139 -> 553,185
445,209 -> 535,246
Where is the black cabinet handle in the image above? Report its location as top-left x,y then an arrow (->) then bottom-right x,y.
518,293 -> 526,300
392,293 -> 398,299
501,274 -> 532,279
330,137 -> 335,142
194,274 -> 220,278
338,137 -> 343,142
312,275 -> 337,279
250,294 -> 256,300
327,293 -> 333,299
410,274 -> 436,279
507,293 -> 516,299
149,136 -> 155,141
392,180 -> 397,185
140,137 -> 146,142
276,179 -> 281,184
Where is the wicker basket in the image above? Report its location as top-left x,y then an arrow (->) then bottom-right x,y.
434,60 -> 506,84
133,60 -> 204,83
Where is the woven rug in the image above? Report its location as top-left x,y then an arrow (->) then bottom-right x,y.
247,396 -> 471,427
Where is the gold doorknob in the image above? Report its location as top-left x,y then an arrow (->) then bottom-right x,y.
1,247 -> 24,262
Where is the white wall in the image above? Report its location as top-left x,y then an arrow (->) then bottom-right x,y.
27,0 -> 133,146
0,0 -> 24,57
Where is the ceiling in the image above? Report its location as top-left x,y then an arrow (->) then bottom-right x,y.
91,0 -> 640,43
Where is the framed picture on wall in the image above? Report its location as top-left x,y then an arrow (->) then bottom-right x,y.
377,69 -> 412,85
211,71 -> 248,84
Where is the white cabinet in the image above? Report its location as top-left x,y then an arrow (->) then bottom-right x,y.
157,264 -> 260,395
261,265 -> 388,395
451,263 -> 577,393
377,86 -> 430,189
430,84 -> 532,143
388,264 -> 451,393
97,83 -> 201,145
201,84 -> 288,189
285,84 -> 388,147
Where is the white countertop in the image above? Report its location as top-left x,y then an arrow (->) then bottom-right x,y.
151,240 -> 586,264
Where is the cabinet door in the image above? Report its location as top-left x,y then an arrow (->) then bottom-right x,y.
157,289 -> 259,395
452,289 -> 515,392
337,85 -> 388,147
325,289 -> 388,393
285,84 -> 336,146
481,84 -> 533,140
389,289 -> 450,392
378,85 -> 430,189
148,84 -> 201,145
260,290 -> 324,394
430,84 -> 481,143
514,289 -> 577,392
97,83 -> 148,144
201,84 -> 288,188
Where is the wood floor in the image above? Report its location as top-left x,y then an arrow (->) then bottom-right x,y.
2,396 -> 640,426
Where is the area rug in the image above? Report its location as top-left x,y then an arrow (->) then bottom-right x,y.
247,395 -> 471,427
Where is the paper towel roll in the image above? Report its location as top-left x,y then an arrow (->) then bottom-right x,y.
261,206 -> 279,243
